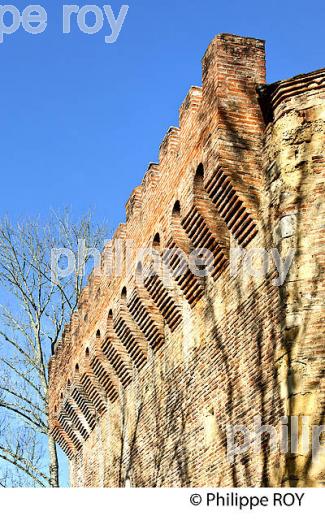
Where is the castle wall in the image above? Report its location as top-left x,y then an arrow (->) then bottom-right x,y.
48,34 -> 325,487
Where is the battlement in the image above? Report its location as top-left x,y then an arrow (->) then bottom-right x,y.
48,34 -> 325,487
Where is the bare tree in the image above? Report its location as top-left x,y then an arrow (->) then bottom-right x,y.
0,211 -> 106,487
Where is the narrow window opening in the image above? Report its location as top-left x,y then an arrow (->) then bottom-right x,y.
153,232 -> 161,249
194,164 -> 205,196
172,200 -> 181,217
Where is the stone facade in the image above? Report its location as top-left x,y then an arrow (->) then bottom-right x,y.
48,34 -> 325,487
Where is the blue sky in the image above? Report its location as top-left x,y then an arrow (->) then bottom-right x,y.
0,0 -> 323,486
1,0 -> 324,231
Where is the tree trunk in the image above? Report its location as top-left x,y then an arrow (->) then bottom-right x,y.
48,434 -> 59,487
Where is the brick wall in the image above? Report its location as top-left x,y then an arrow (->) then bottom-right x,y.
48,33 -> 325,487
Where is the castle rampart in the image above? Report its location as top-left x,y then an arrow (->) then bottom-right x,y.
48,34 -> 325,487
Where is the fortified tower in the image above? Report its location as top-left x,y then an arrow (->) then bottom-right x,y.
49,34 -> 325,487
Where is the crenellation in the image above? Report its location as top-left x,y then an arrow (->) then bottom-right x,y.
159,126 -> 181,168
178,87 -> 203,152
125,185 -> 143,222
78,286 -> 90,321
70,311 -> 80,339
141,163 -> 160,194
